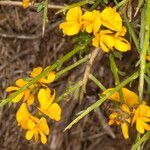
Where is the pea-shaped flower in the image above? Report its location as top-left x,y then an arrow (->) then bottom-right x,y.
59,7 -> 82,36
38,88 -> 61,121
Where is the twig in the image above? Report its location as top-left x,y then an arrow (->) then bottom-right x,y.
0,49 -> 32,72
95,109 -> 116,139
80,47 -> 101,102
0,20 -> 62,39
0,1 -> 64,9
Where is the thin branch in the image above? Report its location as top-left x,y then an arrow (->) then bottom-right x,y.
0,20 -> 62,39
80,47 -> 102,102
0,1 -> 64,9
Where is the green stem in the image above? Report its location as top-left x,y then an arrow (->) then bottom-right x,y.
56,55 -> 90,79
56,0 -> 94,14
124,14 -> 140,52
109,53 -> 124,103
139,0 -> 150,103
0,45 -> 87,107
89,0 -> 102,11
64,71 -> 139,131
89,74 -> 106,91
115,0 -> 128,9
56,81 -> 83,102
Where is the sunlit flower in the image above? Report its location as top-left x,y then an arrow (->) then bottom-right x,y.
22,0 -> 30,8
82,10 -> 101,34
146,55 -> 150,61
6,79 -> 35,105
59,7 -> 82,36
132,104 -> 150,134
92,27 -> 131,52
16,103 -> 39,129
30,66 -> 56,85
26,117 -> 49,144
103,88 -> 139,106
101,7 -> 122,31
38,88 -> 61,121
108,104 -> 131,139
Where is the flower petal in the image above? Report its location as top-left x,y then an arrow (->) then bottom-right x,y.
121,122 -> 129,139
47,103 -> 61,121
30,67 -> 43,78
12,92 -> 24,103
41,71 -> 56,83
59,21 -> 81,36
136,119 -> 145,133
26,129 -> 35,140
101,7 -> 122,31
66,7 -> 82,22
39,131 -> 47,144
38,117 -> 49,135
6,86 -> 19,92
38,88 -> 52,110
114,37 -> 131,52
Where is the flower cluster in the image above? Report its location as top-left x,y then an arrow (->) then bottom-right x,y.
103,88 -> 150,139
6,67 -> 61,144
22,0 -> 30,8
59,7 -> 131,52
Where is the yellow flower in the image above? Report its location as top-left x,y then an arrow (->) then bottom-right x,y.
26,117 -> 49,144
82,10 -> 101,34
108,104 -> 131,139
101,7 -> 122,31
6,79 -> 35,105
30,66 -> 56,85
22,0 -> 30,8
16,103 -> 39,129
38,88 -> 61,121
103,88 -> 139,106
132,104 -> 150,134
146,55 -> 150,61
59,7 -> 82,36
92,27 -> 131,52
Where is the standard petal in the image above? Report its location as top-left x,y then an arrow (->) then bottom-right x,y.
47,103 -> 61,121
38,88 -> 51,110
30,67 -> 43,78
101,7 -> 122,31
16,103 -> 30,123
59,21 -> 81,36
122,88 -> 139,106
15,78 -> 27,87
66,7 -> 82,22
27,119 -> 36,129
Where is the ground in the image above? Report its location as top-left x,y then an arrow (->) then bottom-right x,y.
0,1 -> 149,150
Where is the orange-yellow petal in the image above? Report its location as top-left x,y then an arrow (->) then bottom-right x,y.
66,7 -> 82,22
121,122 -> 129,139
30,67 -> 43,78
26,129 -> 35,140
6,86 -> 19,92
12,92 -> 24,103
47,103 -> 61,121
114,37 -> 131,52
101,7 -> 122,31
38,117 -> 49,135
